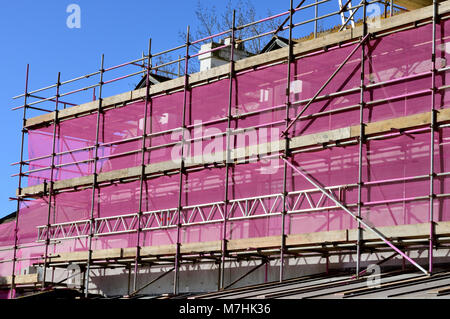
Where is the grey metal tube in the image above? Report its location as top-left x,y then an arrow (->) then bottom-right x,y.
10,64 -> 29,299
429,0 -> 438,275
219,10 -> 236,290
173,26 -> 190,296
356,0 -> 367,279
41,72 -> 61,288
132,38 -> 152,292
84,54 -> 105,298
280,0 -> 294,283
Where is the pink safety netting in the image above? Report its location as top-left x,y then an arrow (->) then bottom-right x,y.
3,20 -> 450,298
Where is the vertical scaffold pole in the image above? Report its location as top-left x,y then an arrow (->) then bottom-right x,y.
42,72 -> 61,288
133,38 -> 152,293
429,0 -> 438,275
314,0 -> 318,38
280,0 -> 294,282
85,54 -> 105,298
356,0 -> 367,278
174,26 -> 190,296
10,64 -> 29,299
219,10 -> 236,290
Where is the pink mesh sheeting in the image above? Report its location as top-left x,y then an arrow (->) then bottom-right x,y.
232,64 -> 286,144
364,24 -> 433,123
0,222 -> 14,277
27,127 -> 54,186
0,221 -> 15,248
5,22 -> 450,293
435,127 -> 450,222
291,43 -> 361,136
27,114 -> 98,186
145,91 -> 186,165
98,101 -> 144,173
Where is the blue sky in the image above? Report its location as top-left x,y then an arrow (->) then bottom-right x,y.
0,1 -> 368,218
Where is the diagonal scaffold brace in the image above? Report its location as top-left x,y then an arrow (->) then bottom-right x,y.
280,156 -> 429,276
127,267 -> 175,298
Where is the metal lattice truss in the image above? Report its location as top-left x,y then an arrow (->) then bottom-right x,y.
36,185 -> 345,242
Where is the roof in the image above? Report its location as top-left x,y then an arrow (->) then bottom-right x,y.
260,36 -> 289,53
134,73 -> 172,90
187,268 -> 450,299
0,211 -> 16,225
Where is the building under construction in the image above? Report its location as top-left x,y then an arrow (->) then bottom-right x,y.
2,0 -> 450,299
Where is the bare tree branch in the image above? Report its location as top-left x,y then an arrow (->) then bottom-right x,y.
182,0 -> 284,55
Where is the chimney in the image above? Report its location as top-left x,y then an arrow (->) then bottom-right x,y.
198,37 -> 250,72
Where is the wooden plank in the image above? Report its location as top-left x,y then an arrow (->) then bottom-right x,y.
122,247 -> 138,258
123,241 -> 222,257
49,251 -> 89,262
291,127 -> 351,149
226,236 -> 282,251
92,248 -> 122,260
1,273 -> 40,286
180,241 -> 222,254
286,230 -> 348,246
436,221 -> 450,236
395,0 -> 433,10
348,223 -> 431,241
352,111 -> 431,136
140,245 -> 177,256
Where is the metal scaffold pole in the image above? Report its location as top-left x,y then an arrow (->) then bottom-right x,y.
85,54 -> 105,298
356,0 -> 367,279
219,10 -> 236,291
41,72 -> 61,288
280,0 -> 294,283
314,0 -> 319,38
429,0 -> 438,275
133,38 -> 152,293
10,64 -> 29,299
174,26 -> 190,296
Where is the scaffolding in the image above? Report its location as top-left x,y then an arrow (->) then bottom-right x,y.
2,0 -> 450,299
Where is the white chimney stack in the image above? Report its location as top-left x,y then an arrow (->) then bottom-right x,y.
198,37 -> 251,72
